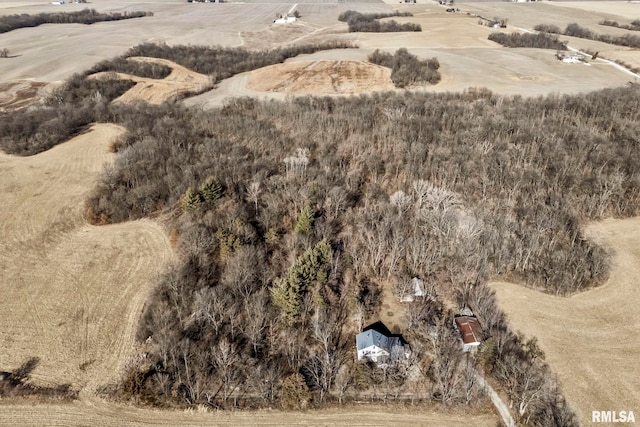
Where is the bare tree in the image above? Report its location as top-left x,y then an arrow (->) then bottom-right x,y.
191,286 -> 227,335
241,291 -> 269,355
246,181 -> 261,212
211,337 -> 243,403
284,148 -> 309,178
303,309 -> 344,402
389,190 -> 411,216
427,315 -> 464,405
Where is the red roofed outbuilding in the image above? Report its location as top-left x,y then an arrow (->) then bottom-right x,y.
453,315 -> 483,352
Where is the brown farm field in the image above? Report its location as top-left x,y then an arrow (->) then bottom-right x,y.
0,124 -> 174,393
0,401 -> 498,426
248,60 -> 395,94
0,0 -> 638,97
491,217 -> 640,426
1,0 -> 640,425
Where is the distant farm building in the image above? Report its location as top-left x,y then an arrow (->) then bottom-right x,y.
274,5 -> 299,24
453,314 -> 483,352
274,14 -> 297,24
478,17 -> 507,28
558,53 -> 585,63
356,322 -> 410,365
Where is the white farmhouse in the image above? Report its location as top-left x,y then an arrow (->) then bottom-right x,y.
356,324 -> 410,365
274,15 -> 297,24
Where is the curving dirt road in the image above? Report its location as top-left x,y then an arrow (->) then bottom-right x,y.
475,373 -> 516,427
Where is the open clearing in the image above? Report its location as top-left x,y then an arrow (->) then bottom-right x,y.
248,60 -> 394,94
0,80 -> 48,111
491,217 -> 640,425
0,2 -> 286,81
90,57 -> 211,105
191,2 -> 635,107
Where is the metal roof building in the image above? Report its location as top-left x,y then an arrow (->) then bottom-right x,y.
453,315 -> 483,352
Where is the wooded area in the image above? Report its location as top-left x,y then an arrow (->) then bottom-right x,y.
535,22 -> 640,48
88,86 -> 637,427
0,9 -> 152,34
599,18 -> 640,32
488,32 -> 568,50
0,43 -> 352,155
3,43 -> 639,426
368,48 -> 440,87
338,11 -> 421,33
124,42 -> 354,83
86,57 -> 172,80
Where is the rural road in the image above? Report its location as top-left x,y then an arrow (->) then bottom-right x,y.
476,372 -> 517,427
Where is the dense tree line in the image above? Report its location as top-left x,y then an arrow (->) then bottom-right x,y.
338,10 -> 413,22
0,75 -> 134,155
533,24 -> 561,34
338,10 -> 421,33
599,19 -> 640,32
125,41 -> 354,84
488,32 -> 567,50
535,22 -> 640,48
0,9 -> 152,34
368,48 -> 440,87
86,57 -> 172,79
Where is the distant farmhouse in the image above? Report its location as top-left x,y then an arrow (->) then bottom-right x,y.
273,14 -> 297,24
478,16 -> 507,28
453,312 -> 483,352
274,4 -> 299,24
356,322 -> 410,365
